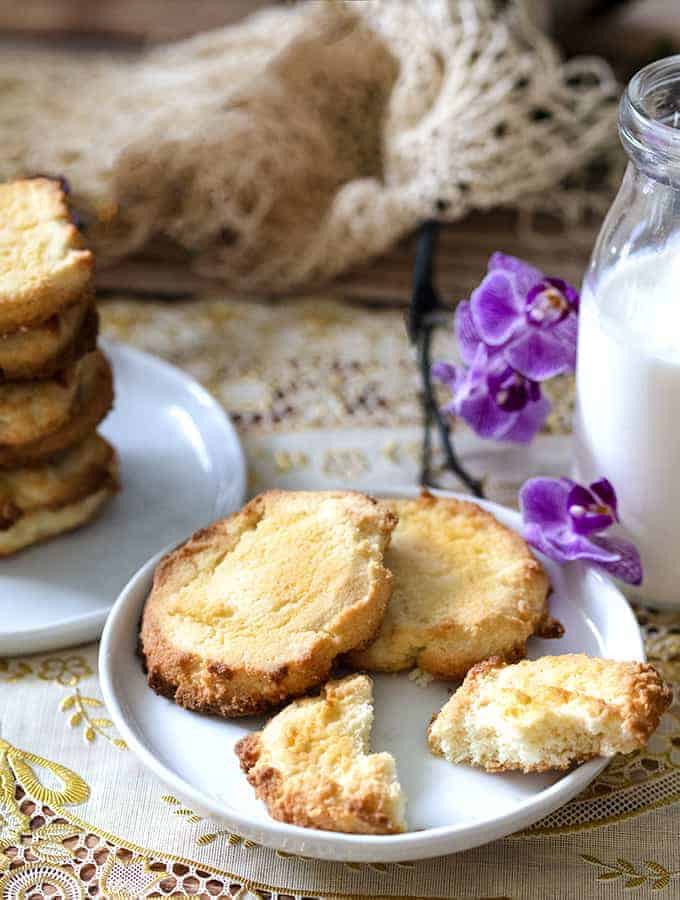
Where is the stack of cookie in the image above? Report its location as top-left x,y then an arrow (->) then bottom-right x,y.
0,177 -> 118,555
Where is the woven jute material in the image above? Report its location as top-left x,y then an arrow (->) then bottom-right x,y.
0,0 -> 619,289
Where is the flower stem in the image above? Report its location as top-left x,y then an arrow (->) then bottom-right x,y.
420,370 -> 433,487
418,321 -> 484,497
409,220 -> 484,498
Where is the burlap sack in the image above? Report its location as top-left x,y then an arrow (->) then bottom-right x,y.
0,0 -> 619,289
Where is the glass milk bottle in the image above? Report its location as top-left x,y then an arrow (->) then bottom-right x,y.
574,56 -> 680,608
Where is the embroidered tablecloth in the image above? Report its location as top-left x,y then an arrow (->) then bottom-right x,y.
1,293 -> 679,900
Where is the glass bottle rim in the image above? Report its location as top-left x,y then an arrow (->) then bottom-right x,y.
620,55 -> 680,182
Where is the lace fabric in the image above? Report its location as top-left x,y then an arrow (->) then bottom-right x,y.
0,0 -> 620,290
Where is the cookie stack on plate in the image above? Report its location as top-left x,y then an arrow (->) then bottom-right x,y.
0,177 -> 118,555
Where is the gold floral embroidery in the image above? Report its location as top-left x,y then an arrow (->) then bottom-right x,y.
581,854 -> 680,891
381,438 -> 421,466
37,655 -> 93,686
31,822 -> 81,866
0,740 -> 87,891
0,659 -> 33,682
274,449 -> 309,473
197,828 -> 256,848
0,794 -> 29,853
160,794 -> 202,824
0,862 -> 85,899
1,654 -> 127,750
322,447 -> 369,479
161,797 -> 259,849
99,852 -> 164,898
0,737 -> 325,898
32,822 -> 78,865
59,689 -> 127,749
0,739 -> 89,809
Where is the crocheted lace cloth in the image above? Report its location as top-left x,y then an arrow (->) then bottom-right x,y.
0,0 -> 619,289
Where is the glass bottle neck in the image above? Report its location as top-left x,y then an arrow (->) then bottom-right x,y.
620,56 -> 680,187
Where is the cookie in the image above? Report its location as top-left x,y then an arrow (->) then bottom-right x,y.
0,355 -> 92,446
428,654 -> 672,773
0,434 -> 115,528
140,490 -> 397,716
0,178 -> 93,331
235,674 -> 406,834
0,349 -> 113,467
0,453 -> 118,556
0,296 -> 97,380
347,493 -> 561,679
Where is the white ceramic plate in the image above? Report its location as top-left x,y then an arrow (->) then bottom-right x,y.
0,340 -> 246,656
99,488 -> 644,862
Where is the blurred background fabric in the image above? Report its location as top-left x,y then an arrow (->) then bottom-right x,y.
0,0 -> 621,291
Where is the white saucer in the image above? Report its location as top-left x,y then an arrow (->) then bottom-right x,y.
0,340 -> 246,656
99,488 -> 644,862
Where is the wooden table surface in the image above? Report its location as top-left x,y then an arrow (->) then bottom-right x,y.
94,210 -> 599,306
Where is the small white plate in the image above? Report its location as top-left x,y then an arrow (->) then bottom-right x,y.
100,488 -> 644,862
0,340 -> 246,656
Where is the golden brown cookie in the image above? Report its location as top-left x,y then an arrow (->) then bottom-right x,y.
0,434 -> 115,528
0,296 -> 98,380
0,355 -> 93,446
0,451 -> 118,556
140,490 -> 397,716
428,654 -> 672,773
235,674 -> 406,834
0,349 -> 113,467
0,177 -> 93,331
347,493 -> 560,680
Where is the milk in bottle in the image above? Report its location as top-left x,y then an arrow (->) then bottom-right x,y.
574,55 -> 680,607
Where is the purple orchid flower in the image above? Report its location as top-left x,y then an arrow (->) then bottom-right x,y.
433,344 -> 550,444
461,253 -> 579,381
519,476 -> 642,585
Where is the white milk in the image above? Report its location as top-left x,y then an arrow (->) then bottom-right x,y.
574,243 -> 680,606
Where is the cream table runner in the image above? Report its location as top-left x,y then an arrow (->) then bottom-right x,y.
1,294 -> 679,899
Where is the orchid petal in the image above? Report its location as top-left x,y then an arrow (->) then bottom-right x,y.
571,513 -> 614,535
552,313 -> 579,368
524,523 -> 621,565
506,330 -> 575,380
468,343 -> 492,380
553,531 -> 621,562
455,385 -> 515,439
567,483 -> 614,534
470,271 -> 522,346
488,253 -> 544,294
520,477 -> 572,531
567,484 -> 594,508
590,478 -> 619,519
487,365 -> 530,411
454,301 -> 481,364
523,523 -> 579,564
520,473 -> 641,585
500,393 -> 550,443
523,523 -> 566,561
592,536 -> 643,585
